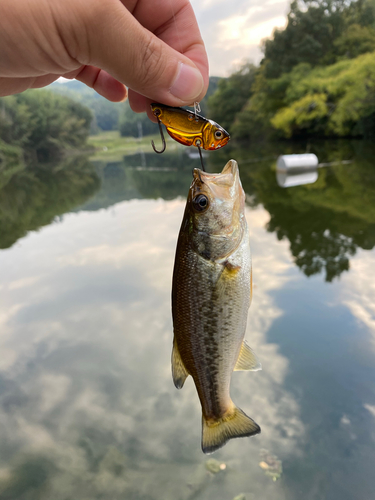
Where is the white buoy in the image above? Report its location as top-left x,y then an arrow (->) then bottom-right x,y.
276,154 -> 318,171
276,154 -> 319,188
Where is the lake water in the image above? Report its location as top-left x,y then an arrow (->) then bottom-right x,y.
1,140 -> 375,500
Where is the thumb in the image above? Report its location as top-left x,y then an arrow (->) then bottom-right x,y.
67,0 -> 207,107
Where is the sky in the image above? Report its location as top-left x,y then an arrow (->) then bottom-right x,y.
190,0 -> 290,76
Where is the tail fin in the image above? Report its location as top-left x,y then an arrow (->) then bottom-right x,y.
202,406 -> 260,454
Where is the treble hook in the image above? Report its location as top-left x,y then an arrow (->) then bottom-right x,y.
151,114 -> 166,154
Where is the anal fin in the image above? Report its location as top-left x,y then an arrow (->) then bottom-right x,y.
172,339 -> 189,389
234,340 -> 262,371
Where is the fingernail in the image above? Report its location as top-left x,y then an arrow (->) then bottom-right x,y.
119,91 -> 128,102
170,63 -> 204,102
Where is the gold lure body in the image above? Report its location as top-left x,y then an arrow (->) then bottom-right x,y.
151,103 -> 230,151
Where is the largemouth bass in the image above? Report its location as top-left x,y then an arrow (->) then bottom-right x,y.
172,159 -> 261,454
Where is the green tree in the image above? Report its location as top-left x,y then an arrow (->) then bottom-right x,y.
0,90 -> 92,161
49,80 -> 123,132
196,76 -> 220,117
231,65 -> 292,140
270,52 -> 375,138
262,0 -> 375,78
207,63 -> 257,133
119,102 -> 156,137
262,0 -> 346,78
0,96 -> 32,146
334,23 -> 375,58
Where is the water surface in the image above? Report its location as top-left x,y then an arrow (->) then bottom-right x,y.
1,141 -> 375,500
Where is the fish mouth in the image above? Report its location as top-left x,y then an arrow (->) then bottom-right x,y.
193,159 -> 238,179
191,161 -> 240,202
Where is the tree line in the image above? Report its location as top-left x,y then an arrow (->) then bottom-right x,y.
208,0 -> 375,140
0,90 -> 92,163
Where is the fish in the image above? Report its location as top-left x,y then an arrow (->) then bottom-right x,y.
171,159 -> 261,454
151,103 -> 230,150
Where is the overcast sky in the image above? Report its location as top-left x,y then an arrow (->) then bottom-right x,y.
190,0 -> 290,76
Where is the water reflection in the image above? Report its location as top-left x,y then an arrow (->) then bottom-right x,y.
0,140 -> 375,499
227,142 -> 375,282
276,168 -> 318,188
0,200 -> 303,500
2,142 -> 375,283
0,156 -> 100,249
78,151 -> 198,211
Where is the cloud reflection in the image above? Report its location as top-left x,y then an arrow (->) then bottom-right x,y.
340,249 -> 375,347
0,199 -> 304,499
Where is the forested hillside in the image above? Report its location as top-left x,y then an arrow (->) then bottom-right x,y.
208,0 -> 375,140
49,80 -> 125,133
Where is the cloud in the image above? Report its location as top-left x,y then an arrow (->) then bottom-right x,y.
190,0 -> 289,75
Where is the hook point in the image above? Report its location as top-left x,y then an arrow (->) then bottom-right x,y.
151,116 -> 166,154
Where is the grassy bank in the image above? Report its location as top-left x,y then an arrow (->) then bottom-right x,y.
88,130 -> 179,161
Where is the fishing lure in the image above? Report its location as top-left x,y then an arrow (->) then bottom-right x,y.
151,103 -> 230,170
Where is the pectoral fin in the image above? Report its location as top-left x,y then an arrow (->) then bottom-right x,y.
215,262 -> 241,299
234,341 -> 262,371
172,339 -> 189,389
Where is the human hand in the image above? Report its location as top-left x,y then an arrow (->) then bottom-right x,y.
0,0 -> 209,117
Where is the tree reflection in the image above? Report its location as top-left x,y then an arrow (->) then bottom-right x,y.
80,150 -> 197,210
0,156 -> 100,249
223,141 -> 375,281
2,140 -> 375,282
267,206 -> 357,282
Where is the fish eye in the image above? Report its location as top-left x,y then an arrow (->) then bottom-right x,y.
192,194 -> 209,212
215,130 -> 223,139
